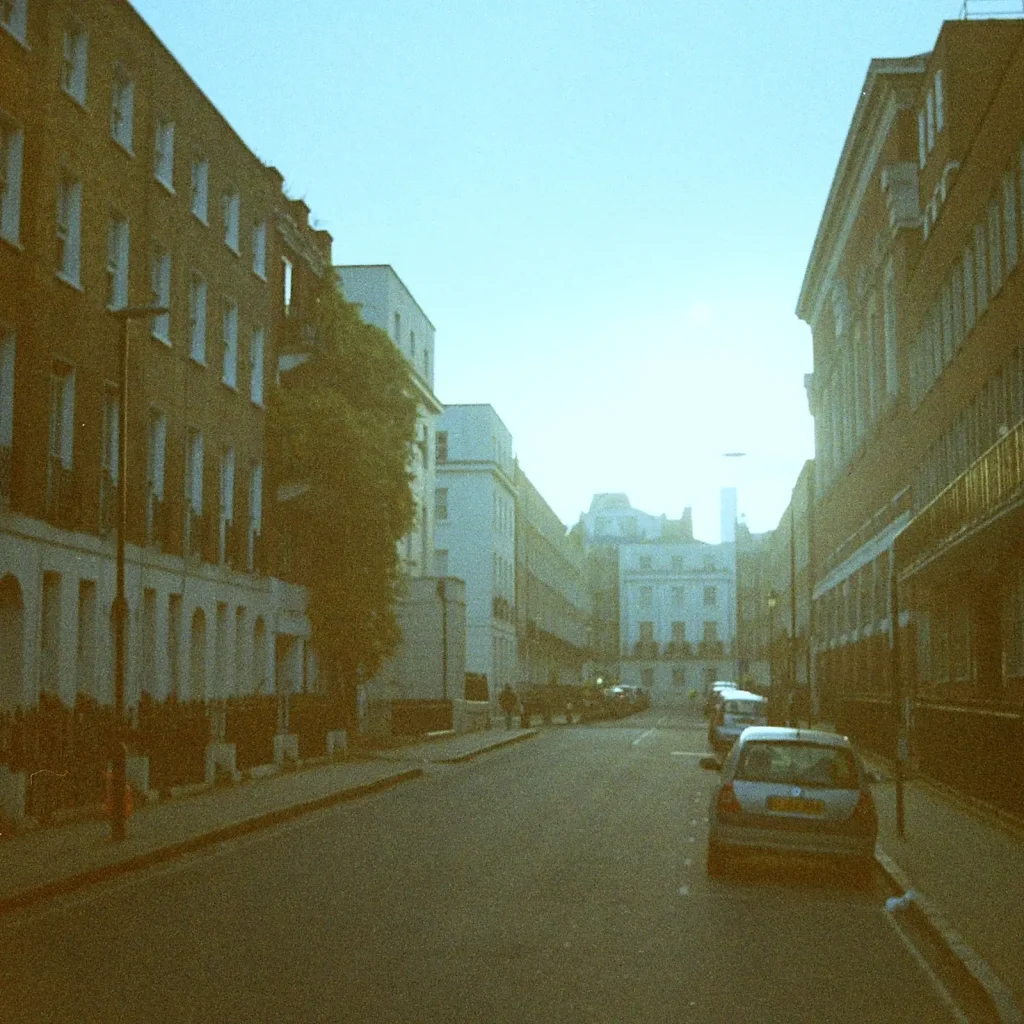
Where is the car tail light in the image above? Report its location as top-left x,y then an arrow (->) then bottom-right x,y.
717,783 -> 742,815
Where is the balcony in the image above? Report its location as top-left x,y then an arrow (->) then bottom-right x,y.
664,640 -> 693,659
632,640 -> 659,660
697,640 -> 725,659
45,457 -> 77,529
899,418 -> 1024,575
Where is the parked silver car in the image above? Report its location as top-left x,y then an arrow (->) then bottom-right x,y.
700,727 -> 878,881
706,688 -> 767,753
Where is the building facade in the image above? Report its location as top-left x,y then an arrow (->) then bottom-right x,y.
434,404 -> 517,707
336,264 -> 442,579
0,0 -> 295,714
618,536 -> 736,699
514,465 -> 590,690
798,18 -> 1024,812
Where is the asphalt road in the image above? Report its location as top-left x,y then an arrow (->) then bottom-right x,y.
0,706 -> 968,1023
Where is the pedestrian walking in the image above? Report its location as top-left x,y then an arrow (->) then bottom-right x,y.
499,684 -> 519,730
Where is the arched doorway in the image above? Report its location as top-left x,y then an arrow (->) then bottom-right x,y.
0,574 -> 24,709
189,608 -> 207,701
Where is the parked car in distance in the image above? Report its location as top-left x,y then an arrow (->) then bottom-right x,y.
700,727 -> 878,882
703,680 -> 737,718
707,688 -> 767,753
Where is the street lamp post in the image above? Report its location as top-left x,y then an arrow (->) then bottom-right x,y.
767,589 -> 778,701
109,304 -> 167,842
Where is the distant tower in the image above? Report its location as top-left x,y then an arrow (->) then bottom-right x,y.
720,487 -> 737,543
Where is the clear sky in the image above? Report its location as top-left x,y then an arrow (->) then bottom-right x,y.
131,0 -> 965,541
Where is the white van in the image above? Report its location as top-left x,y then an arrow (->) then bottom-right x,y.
707,688 -> 768,753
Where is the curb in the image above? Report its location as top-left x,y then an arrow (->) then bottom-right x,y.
0,767 -> 423,918
436,729 -> 539,765
875,846 -> 1023,1024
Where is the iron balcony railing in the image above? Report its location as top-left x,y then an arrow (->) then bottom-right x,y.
899,418 -> 1024,572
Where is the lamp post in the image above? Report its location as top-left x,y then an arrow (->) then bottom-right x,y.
108,304 -> 167,842
767,589 -> 778,700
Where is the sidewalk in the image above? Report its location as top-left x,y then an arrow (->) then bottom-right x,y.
864,756 -> 1024,1023
0,726 -> 536,916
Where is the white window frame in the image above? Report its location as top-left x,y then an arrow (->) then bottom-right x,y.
110,66 -> 134,153
56,175 -> 82,287
190,156 -> 209,224
252,221 -> 266,279
248,462 -> 263,569
220,447 -> 235,524
147,407 -> 166,501
282,256 -> 293,314
223,190 -> 240,253
0,0 -> 27,43
154,119 -> 174,190
249,326 -> 264,406
925,90 -> 935,153
221,298 -> 238,388
186,429 -> 204,514
150,248 -> 171,343
917,110 -> 926,170
436,487 -> 448,520
61,24 -> 88,105
189,274 -> 207,364
106,215 -> 129,310
934,70 -> 944,135
0,117 -> 23,245
101,383 -> 120,485
49,362 -> 75,469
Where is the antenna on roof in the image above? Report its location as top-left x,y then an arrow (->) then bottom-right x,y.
960,0 -> 1024,19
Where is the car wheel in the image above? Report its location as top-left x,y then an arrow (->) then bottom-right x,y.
706,843 -> 729,878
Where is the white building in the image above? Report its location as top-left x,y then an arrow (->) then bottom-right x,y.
618,538 -> 736,699
579,493 -> 671,545
435,405 -> 517,708
336,265 -> 442,577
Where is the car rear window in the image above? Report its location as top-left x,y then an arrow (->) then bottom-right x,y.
735,742 -> 859,789
724,700 -> 764,715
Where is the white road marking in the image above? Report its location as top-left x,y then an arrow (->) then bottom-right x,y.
881,908 -> 970,1024
671,751 -> 707,757
632,728 -> 656,747
678,885 -> 690,897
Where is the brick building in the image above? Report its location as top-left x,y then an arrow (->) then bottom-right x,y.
798,17 -> 1024,811
0,0 -> 305,713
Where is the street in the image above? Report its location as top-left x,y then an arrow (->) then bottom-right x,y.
0,706 -> 969,1023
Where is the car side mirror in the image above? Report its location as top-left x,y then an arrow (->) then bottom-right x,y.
699,756 -> 722,771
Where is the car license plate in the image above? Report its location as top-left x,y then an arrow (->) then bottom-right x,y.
767,796 -> 824,814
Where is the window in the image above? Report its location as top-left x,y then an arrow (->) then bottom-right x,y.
639,556 -> 652,571
393,311 -> 401,343
638,586 -> 652,610
106,216 -> 129,310
222,190 -> 239,252
409,330 -> 416,359
252,221 -> 266,278
671,586 -> 685,607
0,118 -> 23,245
189,275 -> 207,363
917,110 -> 926,170
282,257 -> 293,314
154,120 -> 174,189
934,69 -> 944,134
100,384 -> 119,530
703,621 -> 719,643
190,157 -> 208,223
221,298 -> 238,388
249,327 -> 264,405
219,447 -> 235,562
248,463 -> 262,570
436,431 -> 448,463
110,66 -> 134,151
672,668 -> 686,687
1,0 -> 27,42
988,197 -> 1004,296
925,90 -> 935,153
436,488 -> 448,520
1004,171 -> 1019,278
974,223 -> 989,317
49,362 -> 75,469
703,586 -> 718,607
639,621 -> 654,643
61,25 -> 88,104
56,175 -> 82,285
434,549 -> 448,577
147,408 -> 166,501
150,248 -> 171,343
671,621 -> 686,643
186,429 -> 203,514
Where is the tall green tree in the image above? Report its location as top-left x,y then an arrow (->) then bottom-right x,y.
268,277 -> 419,723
